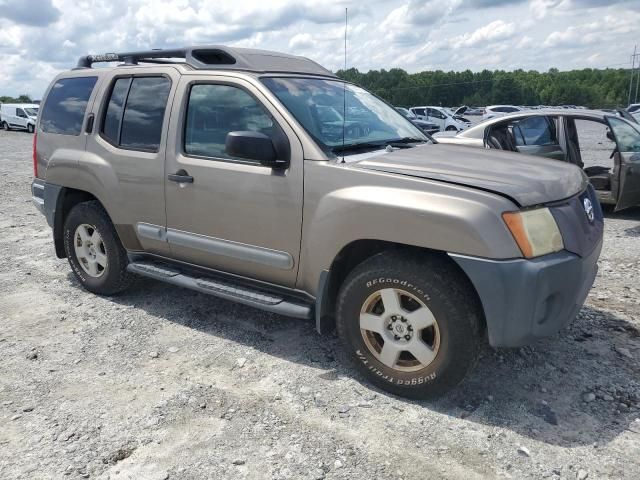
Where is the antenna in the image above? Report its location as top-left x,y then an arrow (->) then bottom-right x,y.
341,7 -> 348,161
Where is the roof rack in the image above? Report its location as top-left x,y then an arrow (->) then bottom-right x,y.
75,45 -> 336,78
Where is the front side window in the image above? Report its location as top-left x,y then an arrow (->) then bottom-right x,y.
609,117 -> 640,153
101,76 -> 171,151
17,109 -> 27,118
261,77 -> 425,153
184,84 -> 274,160
428,108 -> 446,119
40,76 -> 97,135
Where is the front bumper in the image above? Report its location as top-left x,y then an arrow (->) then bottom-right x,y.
450,240 -> 602,347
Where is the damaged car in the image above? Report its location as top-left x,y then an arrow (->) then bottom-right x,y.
409,105 -> 471,132
436,109 -> 640,211
395,107 -> 439,134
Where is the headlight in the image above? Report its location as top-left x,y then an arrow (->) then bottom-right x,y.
502,208 -> 564,258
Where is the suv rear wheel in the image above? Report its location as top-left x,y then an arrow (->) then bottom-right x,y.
63,201 -> 134,295
336,251 -> 482,399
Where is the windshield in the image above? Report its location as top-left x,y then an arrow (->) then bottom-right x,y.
261,77 -> 426,154
24,108 -> 39,116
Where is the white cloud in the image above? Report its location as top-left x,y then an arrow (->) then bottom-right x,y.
451,20 -> 516,49
0,0 -> 638,97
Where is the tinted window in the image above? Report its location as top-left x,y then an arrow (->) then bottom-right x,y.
184,84 -> 274,160
514,116 -> 556,146
40,77 -> 97,135
413,108 -> 425,116
504,107 -> 520,113
609,117 -> 640,153
120,77 -> 171,151
102,78 -> 131,144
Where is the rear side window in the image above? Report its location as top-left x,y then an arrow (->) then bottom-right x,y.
513,116 -> 557,146
40,76 -> 97,135
101,76 -> 171,152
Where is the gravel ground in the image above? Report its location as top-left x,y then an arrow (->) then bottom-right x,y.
1,129 -> 639,480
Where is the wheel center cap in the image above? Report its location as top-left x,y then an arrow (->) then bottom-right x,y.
394,324 -> 406,335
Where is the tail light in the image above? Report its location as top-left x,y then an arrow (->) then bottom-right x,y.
32,132 -> 38,177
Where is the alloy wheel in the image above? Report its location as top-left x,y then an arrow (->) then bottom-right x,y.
359,288 -> 440,372
73,224 -> 108,278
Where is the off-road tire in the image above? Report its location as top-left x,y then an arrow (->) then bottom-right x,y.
336,251 -> 482,399
63,201 -> 134,295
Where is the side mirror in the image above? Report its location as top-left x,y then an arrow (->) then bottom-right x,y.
225,131 -> 289,169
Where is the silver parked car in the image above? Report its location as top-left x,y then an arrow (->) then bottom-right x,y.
31,46 -> 602,398
436,109 -> 640,211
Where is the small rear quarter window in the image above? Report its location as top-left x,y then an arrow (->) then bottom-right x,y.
40,76 -> 97,135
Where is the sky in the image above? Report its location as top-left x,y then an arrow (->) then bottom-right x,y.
0,0 -> 639,98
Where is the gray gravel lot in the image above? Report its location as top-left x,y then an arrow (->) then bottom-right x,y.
1,129 -> 639,480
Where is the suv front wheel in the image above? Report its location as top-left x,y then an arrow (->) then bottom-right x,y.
63,200 -> 134,295
336,251 -> 482,399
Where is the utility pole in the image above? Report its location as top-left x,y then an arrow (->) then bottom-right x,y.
636,48 -> 640,104
629,45 -> 639,106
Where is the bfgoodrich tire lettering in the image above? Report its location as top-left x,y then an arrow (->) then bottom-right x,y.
336,251 -> 482,399
63,200 -> 134,296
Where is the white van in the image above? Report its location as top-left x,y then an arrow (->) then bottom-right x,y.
0,103 -> 40,133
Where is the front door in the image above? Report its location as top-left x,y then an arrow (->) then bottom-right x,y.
15,108 -> 29,129
426,108 -> 446,130
164,76 -> 304,287
606,116 -> 640,211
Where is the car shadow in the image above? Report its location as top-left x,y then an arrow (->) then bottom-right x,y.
602,204 -> 640,220
70,272 -> 640,449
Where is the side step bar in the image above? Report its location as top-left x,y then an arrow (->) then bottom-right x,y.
127,262 -> 313,319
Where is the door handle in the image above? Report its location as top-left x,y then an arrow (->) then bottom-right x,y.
168,169 -> 194,183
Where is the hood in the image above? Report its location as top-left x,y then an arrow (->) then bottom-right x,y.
349,144 -> 586,207
453,105 -> 468,116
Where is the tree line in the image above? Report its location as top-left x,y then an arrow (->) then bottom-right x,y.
336,67 -> 632,109
0,95 -> 35,104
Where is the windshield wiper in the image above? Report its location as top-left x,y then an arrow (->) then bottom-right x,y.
331,138 -> 428,155
386,137 -> 427,144
331,142 -> 386,154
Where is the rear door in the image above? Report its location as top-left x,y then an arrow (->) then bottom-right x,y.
511,115 -> 565,160
605,116 -> 640,211
84,67 -> 180,255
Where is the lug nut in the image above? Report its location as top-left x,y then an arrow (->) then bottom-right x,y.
394,335 -> 400,340
387,324 -> 393,330
404,335 -> 411,340
391,316 -> 397,321
407,326 -> 413,331
401,317 -> 407,322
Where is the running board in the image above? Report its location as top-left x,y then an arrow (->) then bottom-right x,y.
127,261 -> 313,319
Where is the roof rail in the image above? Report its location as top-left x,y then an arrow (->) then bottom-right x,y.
75,45 -> 336,78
